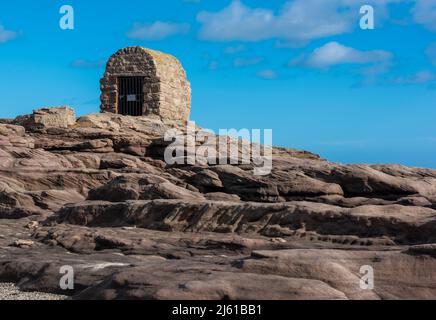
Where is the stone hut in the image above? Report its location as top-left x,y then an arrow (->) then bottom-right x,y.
100,46 -> 191,122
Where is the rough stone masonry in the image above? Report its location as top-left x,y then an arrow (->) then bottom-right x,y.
100,46 -> 191,122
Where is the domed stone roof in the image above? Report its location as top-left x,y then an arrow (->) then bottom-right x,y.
100,46 -> 191,122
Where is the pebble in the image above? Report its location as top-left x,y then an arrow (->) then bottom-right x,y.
0,283 -> 68,300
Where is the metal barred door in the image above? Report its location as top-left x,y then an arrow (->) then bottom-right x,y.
118,77 -> 144,116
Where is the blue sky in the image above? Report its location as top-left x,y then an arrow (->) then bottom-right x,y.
1,0 -> 436,167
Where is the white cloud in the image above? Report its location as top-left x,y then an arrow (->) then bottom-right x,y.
289,41 -> 393,86
256,69 -> 278,79
301,42 -> 392,69
296,43 -> 434,87
197,1 -> 275,41
233,57 -> 264,67
412,0 -> 436,31
0,25 -> 17,43
127,21 -> 190,40
197,0 -> 397,43
392,70 -> 435,84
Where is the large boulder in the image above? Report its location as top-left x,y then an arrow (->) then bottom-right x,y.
14,106 -> 76,130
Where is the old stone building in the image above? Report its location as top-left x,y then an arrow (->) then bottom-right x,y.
100,46 -> 191,122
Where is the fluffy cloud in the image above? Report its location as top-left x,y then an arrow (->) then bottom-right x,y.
293,42 -> 434,86
127,22 -> 190,40
197,1 -> 274,41
288,42 -> 393,85
413,0 -> 436,31
197,0 -> 396,42
0,25 -> 17,43
297,42 -> 392,69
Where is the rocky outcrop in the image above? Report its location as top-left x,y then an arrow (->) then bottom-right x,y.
87,174 -> 205,202
0,124 -> 34,149
14,107 -> 76,130
53,199 -> 436,244
1,108 -> 436,300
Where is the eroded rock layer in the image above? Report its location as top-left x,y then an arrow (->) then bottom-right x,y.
1,109 -> 436,300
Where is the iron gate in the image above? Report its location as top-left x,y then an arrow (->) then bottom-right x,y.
117,77 -> 144,116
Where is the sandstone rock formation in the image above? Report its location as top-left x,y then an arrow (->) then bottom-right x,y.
13,107 -> 76,130
1,108 -> 436,300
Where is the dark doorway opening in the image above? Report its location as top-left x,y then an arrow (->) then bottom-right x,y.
117,77 -> 144,116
